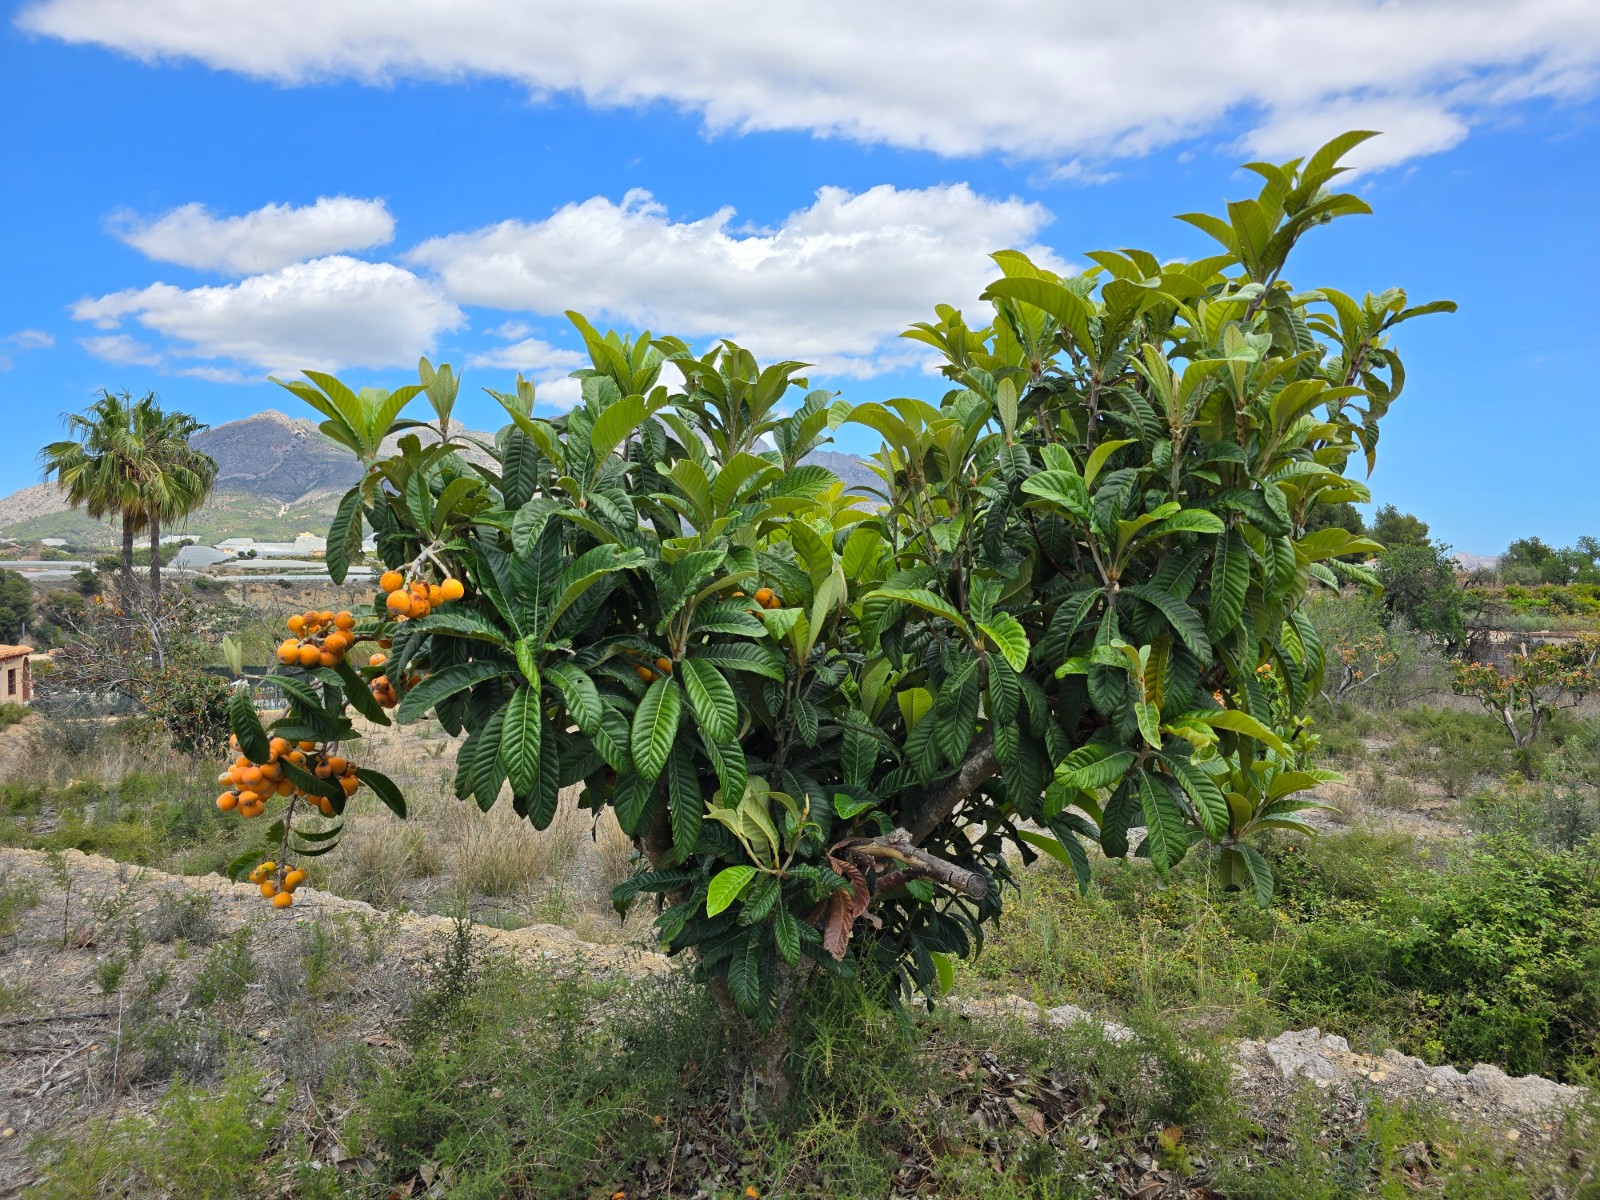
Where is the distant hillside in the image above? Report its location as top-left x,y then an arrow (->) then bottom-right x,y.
2,409 -> 878,544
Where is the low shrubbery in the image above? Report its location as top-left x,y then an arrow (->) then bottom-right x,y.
974,827 -> 1600,1082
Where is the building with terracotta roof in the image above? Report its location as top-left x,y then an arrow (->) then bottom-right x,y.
0,646 -> 33,705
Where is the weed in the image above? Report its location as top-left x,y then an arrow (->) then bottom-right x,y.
148,890 -> 218,945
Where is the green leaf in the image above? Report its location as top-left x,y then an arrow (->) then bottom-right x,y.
773,905 -> 802,967
681,658 -> 738,744
872,587 -> 971,633
1137,773 -> 1189,873
394,661 -> 509,724
1193,709 -> 1291,756
1123,584 -> 1212,666
355,767 -> 407,819
1083,438 -> 1135,489
666,746 -> 703,861
631,676 -> 682,784
228,691 -> 270,763
325,487 -> 362,584
498,682 -> 543,799
1134,699 -> 1163,749
1208,530 -> 1250,640
1018,828 -> 1090,891
930,951 -> 955,996
977,612 -> 1030,673
707,865 -> 757,917
1020,470 -> 1090,521
1238,845 -> 1274,905
331,659 -> 391,726
1163,755 -> 1230,840
982,277 -> 1094,355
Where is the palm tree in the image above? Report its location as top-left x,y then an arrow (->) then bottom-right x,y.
39,390 -> 148,588
131,398 -> 216,596
39,391 -> 217,596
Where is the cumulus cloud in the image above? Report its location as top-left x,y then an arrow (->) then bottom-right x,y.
78,333 -> 162,366
410,184 -> 1065,375
17,1 -> 1600,167
110,196 -> 396,274
72,256 -> 463,374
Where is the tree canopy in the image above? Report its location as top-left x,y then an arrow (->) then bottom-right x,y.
223,131 -> 1452,1114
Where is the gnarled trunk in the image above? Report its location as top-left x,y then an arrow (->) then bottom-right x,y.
710,958 -> 817,1127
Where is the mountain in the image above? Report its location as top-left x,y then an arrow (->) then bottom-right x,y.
1,410 -> 879,544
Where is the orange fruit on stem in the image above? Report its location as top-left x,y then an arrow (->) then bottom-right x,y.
753,587 -> 774,607
635,666 -> 656,683
439,577 -> 464,602
216,792 -> 238,812
334,610 -> 355,630
297,644 -> 322,668
656,657 -> 673,674
379,570 -> 404,593
272,891 -> 294,909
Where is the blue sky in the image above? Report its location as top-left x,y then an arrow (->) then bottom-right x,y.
2,1 -> 1598,556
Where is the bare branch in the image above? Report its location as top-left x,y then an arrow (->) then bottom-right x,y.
847,827 -> 988,901
904,731 -> 999,846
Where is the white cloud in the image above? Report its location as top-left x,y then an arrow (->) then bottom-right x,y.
409,184 -> 1064,375
17,1 -> 1600,167
466,335 -> 586,374
1243,97 -> 1471,172
79,333 -> 162,366
110,196 -> 395,274
0,328 -> 55,370
72,256 -> 464,374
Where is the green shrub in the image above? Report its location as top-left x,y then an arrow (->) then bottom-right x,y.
0,702 -> 29,732
27,1067 -> 286,1200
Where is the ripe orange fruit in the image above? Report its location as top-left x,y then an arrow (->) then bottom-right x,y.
298,741 -> 317,751
276,779 -> 294,796
635,666 -> 656,683
216,792 -> 238,812
316,797 -> 336,817
260,879 -> 278,897
656,657 -> 673,674
379,570 -> 404,593
284,868 -> 306,890
368,651 -> 387,667
297,644 -> 322,668
764,593 -> 782,609
339,775 -> 359,797
259,761 -> 282,781
326,755 -> 347,774
440,577 -> 464,602
286,614 -> 305,634
241,765 -> 263,785
753,587 -> 775,607
277,639 -> 300,664
334,610 -> 355,630
269,737 -> 290,757
272,891 -> 294,909
428,583 -> 445,607
318,651 -> 338,668
386,591 -> 414,616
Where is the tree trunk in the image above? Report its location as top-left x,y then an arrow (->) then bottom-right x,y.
120,514 -> 136,590
710,959 -> 816,1128
149,517 -> 161,598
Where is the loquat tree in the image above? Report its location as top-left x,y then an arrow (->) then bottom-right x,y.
220,132 -> 1451,1119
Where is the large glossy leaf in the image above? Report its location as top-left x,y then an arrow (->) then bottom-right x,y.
681,658 -> 738,744
631,676 -> 682,784
394,661 -> 510,724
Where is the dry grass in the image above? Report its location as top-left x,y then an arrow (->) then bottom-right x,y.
319,716 -> 640,942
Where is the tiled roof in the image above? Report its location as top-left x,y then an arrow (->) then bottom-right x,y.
0,646 -> 34,658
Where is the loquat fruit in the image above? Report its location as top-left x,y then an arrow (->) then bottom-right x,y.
753,587 -> 774,607
297,644 -> 322,668
439,577 -> 464,602
656,657 -> 673,674
216,792 -> 238,812
272,891 -> 294,909
334,610 -> 355,630
379,570 -> 404,593
635,666 -> 656,683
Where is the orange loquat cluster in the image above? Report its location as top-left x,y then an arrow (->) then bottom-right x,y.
217,735 -> 359,820
248,860 -> 308,908
379,569 -> 464,621
277,609 -> 359,668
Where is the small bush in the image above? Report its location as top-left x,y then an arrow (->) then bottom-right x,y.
0,702 -> 29,732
